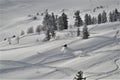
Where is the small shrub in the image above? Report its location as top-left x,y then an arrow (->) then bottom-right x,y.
27,27 -> 34,34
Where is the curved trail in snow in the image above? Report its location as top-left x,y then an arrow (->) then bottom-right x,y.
85,58 -> 120,80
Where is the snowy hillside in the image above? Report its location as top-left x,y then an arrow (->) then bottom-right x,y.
0,0 -> 120,80
0,22 -> 120,80
0,0 -> 120,41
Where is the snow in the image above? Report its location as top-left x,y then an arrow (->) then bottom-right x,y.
0,22 -> 120,80
0,0 -> 120,80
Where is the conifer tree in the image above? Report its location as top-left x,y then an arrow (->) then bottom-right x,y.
74,71 -> 86,80
61,12 -> 68,29
88,15 -> 92,25
98,13 -> 102,24
109,12 -> 113,22
82,24 -> 89,39
102,11 -> 107,23
51,13 -> 57,30
84,14 -> 89,25
114,8 -> 119,21
57,16 -> 64,30
74,10 -> 83,27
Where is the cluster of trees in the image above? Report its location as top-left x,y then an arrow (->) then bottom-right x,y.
109,9 -> 120,22
4,8 -> 120,44
98,10 -> 107,24
74,8 -> 120,27
42,10 -> 68,41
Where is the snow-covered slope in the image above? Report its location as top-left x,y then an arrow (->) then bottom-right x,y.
0,0 -> 120,41
0,22 -> 120,80
0,0 -> 120,80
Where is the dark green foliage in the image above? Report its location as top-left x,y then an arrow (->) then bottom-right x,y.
57,16 -> 64,30
101,11 -> 107,23
91,17 -> 97,24
74,71 -> 86,80
109,8 -> 120,22
61,12 -> 68,29
51,13 -> 57,30
84,14 -> 92,25
74,10 -> 83,27
98,13 -> 102,24
82,25 -> 89,39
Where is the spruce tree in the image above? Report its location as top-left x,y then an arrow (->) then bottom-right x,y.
98,13 -> 102,24
74,10 -> 83,27
84,14 -> 89,25
82,24 -> 89,39
88,15 -> 92,25
51,13 -> 57,30
109,12 -> 113,22
114,8 -> 119,21
102,11 -> 107,23
61,12 -> 68,29
74,71 -> 86,80
42,9 -> 51,30
57,16 -> 64,30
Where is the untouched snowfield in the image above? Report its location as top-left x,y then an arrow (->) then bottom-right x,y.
0,0 -> 120,80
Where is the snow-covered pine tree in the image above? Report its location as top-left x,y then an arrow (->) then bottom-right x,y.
109,12 -> 113,22
61,12 -> 68,29
84,14 -> 92,25
91,17 -> 97,24
57,16 -> 64,30
114,8 -> 119,21
74,71 -> 86,80
74,10 -> 83,27
42,9 -> 51,30
98,13 -> 102,24
84,14 -> 89,25
88,15 -> 92,25
51,12 -> 57,30
77,28 -> 80,36
82,24 -> 89,39
102,11 -> 107,23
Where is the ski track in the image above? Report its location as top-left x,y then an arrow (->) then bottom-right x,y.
85,58 -> 120,80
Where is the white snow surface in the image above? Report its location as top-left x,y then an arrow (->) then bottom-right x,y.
0,0 -> 120,80
0,22 -> 120,80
